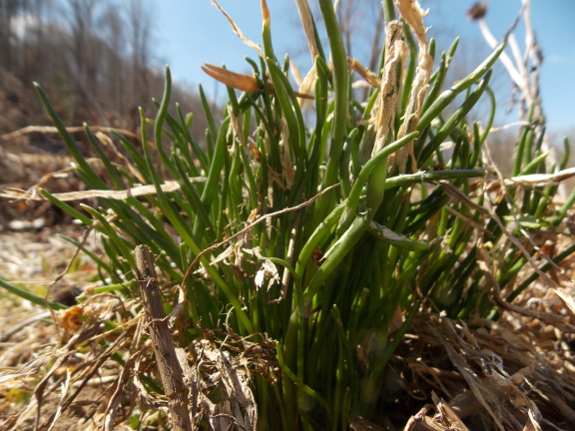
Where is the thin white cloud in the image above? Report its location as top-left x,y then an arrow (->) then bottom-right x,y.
546,54 -> 575,65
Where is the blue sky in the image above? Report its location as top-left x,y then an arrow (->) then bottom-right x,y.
155,1 -> 575,135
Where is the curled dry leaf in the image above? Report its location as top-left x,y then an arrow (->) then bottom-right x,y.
371,21 -> 403,157
254,259 -> 280,291
202,63 -> 314,100
393,0 -> 433,173
294,62 -> 317,109
202,64 -> 263,94
59,305 -> 84,332
347,57 -> 382,88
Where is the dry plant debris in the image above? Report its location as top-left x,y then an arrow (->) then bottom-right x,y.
0,237 -> 278,430
385,309 -> 575,431
2,231 -> 575,430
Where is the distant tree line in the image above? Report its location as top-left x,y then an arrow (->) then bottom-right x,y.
0,0 -> 208,142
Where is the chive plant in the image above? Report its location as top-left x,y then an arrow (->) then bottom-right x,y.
9,0 -> 573,428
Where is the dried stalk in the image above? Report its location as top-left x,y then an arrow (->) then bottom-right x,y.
472,0 -> 565,198
135,245 -> 192,431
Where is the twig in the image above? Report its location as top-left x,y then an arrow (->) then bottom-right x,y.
0,311 -> 50,342
474,0 -> 564,198
477,18 -> 524,88
483,143 -> 573,284
0,176 -> 206,202
1,125 -> 151,146
135,245 -> 192,431
488,121 -> 530,133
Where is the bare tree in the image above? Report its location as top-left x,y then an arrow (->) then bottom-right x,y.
0,0 -> 209,146
127,0 -> 152,110
335,0 -> 384,68
68,0 -> 100,92
101,3 -> 127,117
0,0 -> 24,71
